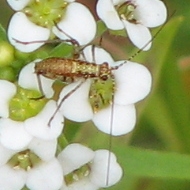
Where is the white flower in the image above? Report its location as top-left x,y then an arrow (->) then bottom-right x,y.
0,113 -> 62,189
0,77 -> 64,189
58,143 -> 122,189
0,80 -> 16,118
25,100 -> 64,140
0,164 -> 26,190
58,45 -> 152,136
96,0 -> 167,50
0,143 -> 63,190
7,0 -> 96,52
0,66 -> 64,141
0,105 -> 62,153
26,158 -> 63,190
0,118 -> 33,150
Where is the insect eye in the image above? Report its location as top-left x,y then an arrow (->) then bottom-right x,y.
101,75 -> 108,81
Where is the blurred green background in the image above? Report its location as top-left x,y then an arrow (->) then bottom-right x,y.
1,0 -> 190,189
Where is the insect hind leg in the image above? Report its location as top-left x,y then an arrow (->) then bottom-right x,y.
48,79 -> 86,127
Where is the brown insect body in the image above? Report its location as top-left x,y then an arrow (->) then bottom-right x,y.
35,57 -> 112,82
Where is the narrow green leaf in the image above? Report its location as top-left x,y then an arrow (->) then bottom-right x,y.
143,94 -> 183,151
115,146 -> 190,179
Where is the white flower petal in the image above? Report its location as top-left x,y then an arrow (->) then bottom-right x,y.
25,100 -> 64,140
53,2 -> 96,46
0,144 -> 16,166
65,0 -> 75,2
18,61 -> 54,98
82,45 -> 114,65
58,143 -> 95,175
112,0 -> 125,5
93,104 -> 136,136
96,0 -> 124,30
7,0 -> 30,11
90,150 -> 122,187
26,158 -> 63,190
61,178 -> 98,190
123,20 -> 152,50
8,12 -> 50,52
0,119 -> 32,150
59,80 -> 93,122
0,165 -> 26,190
0,80 -> 16,118
114,61 -> 152,105
28,138 -> 57,161
135,0 -> 167,27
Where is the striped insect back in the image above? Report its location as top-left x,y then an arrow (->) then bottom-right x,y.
35,57 -> 111,82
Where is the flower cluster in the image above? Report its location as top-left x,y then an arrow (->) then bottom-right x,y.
0,0 -> 167,189
7,0 -> 96,52
97,0 -> 167,50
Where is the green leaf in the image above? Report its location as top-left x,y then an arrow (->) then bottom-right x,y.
100,145 -> 190,190
143,94 -> 183,151
117,146 -> 190,179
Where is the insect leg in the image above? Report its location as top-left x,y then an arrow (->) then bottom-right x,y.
54,23 -> 79,47
35,73 -> 45,99
54,24 -> 83,59
12,38 -> 78,47
47,79 -> 86,127
29,73 -> 45,100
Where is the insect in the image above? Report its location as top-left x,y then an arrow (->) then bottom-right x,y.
34,50 -> 116,123
35,57 -> 112,82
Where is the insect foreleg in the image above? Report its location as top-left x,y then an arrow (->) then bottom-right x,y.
12,38 -> 78,46
36,74 -> 45,99
29,73 -> 45,100
54,24 -> 80,48
47,79 -> 86,127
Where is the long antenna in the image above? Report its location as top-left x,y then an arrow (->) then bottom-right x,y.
128,11 -> 176,61
112,11 -> 176,69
